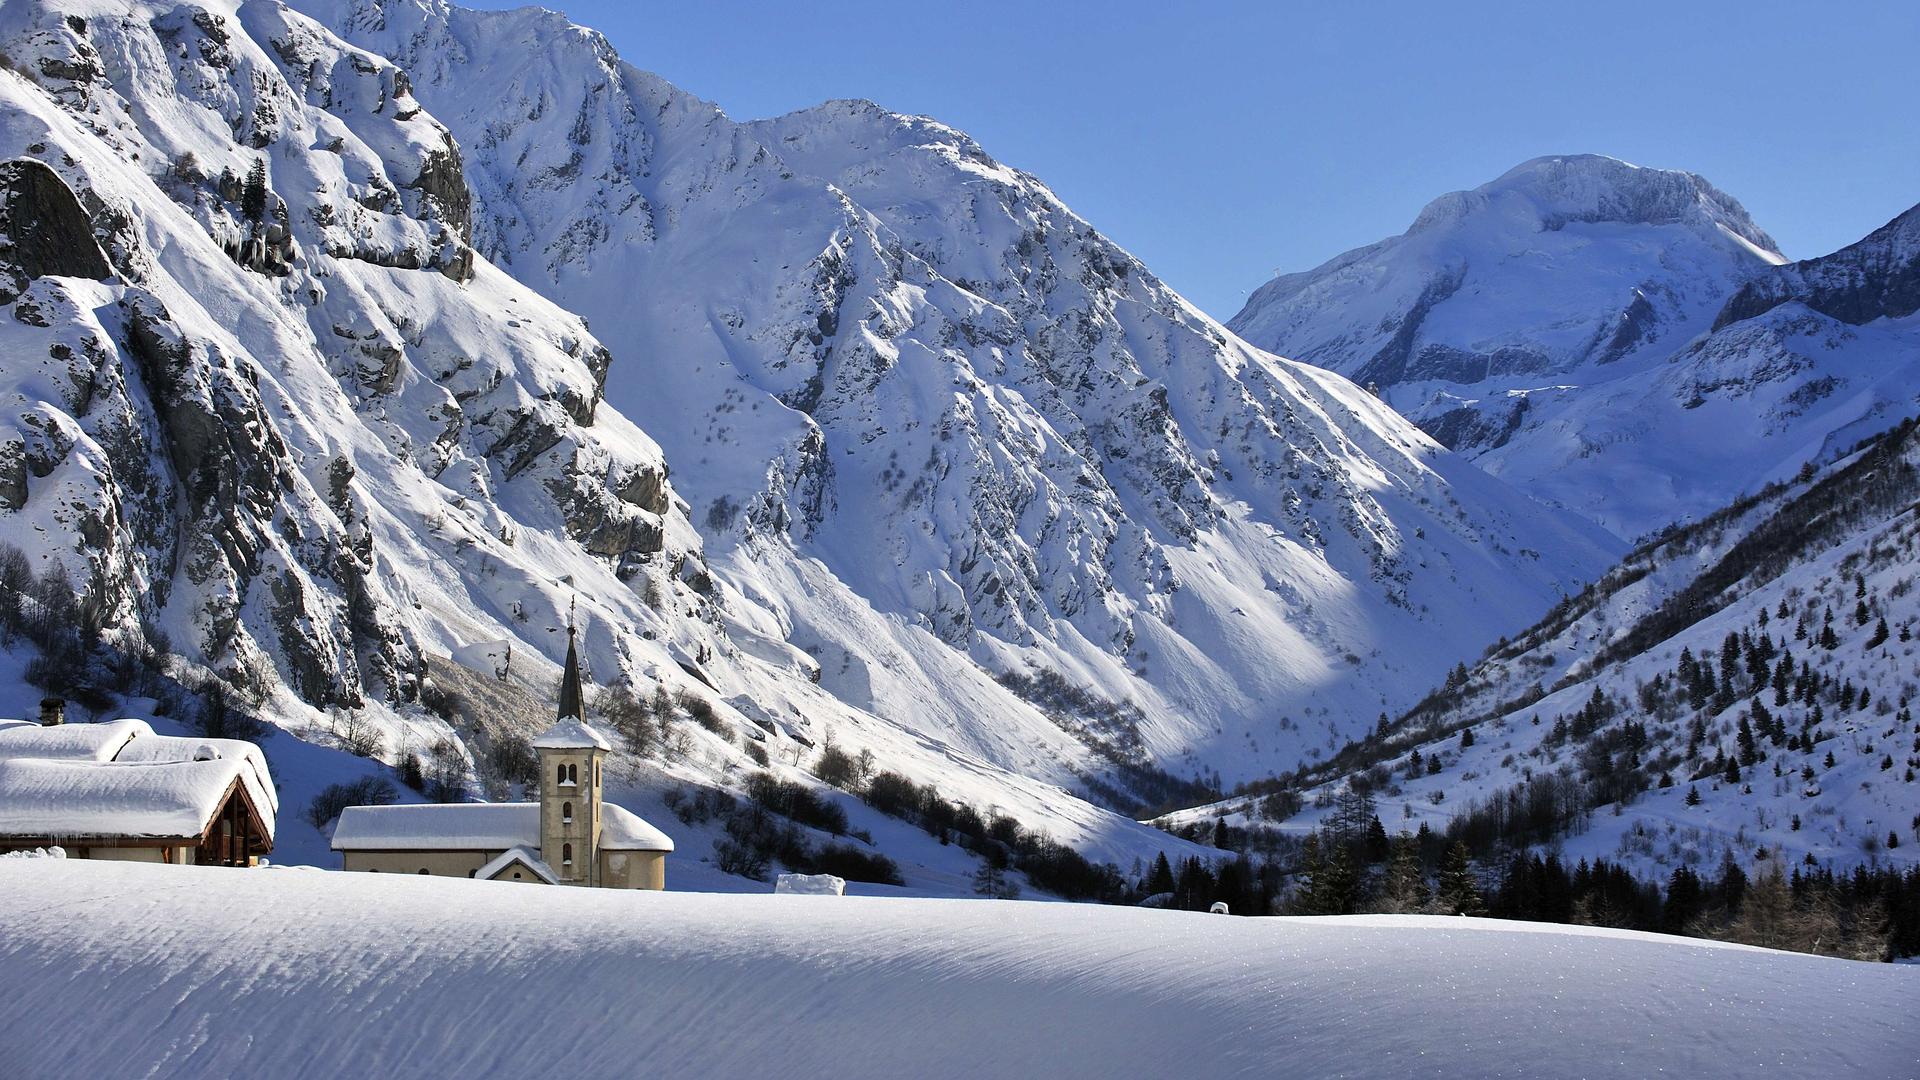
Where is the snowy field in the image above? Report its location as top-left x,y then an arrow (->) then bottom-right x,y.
1,862 -> 1914,1079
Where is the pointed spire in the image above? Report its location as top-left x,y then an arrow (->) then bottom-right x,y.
556,608 -> 585,724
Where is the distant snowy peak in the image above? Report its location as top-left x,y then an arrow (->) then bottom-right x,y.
1220,155 -> 1920,542
1716,201 -> 1920,329
1230,154 -> 1784,393
1409,155 -> 1781,256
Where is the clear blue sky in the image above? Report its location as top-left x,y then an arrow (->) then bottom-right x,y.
467,0 -> 1919,321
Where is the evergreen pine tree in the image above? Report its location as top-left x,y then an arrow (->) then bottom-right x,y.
1663,865 -> 1704,932
241,159 -> 269,223
1434,841 -> 1485,916
1144,851 -> 1175,897
1370,834 -> 1429,914
1308,841 -> 1357,915
1363,814 -> 1390,863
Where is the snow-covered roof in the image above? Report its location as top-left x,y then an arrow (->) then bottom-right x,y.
0,720 -> 278,818
112,734 -> 280,816
531,718 -> 612,752
0,756 -> 269,842
333,802 -> 539,851
602,803 -> 674,852
475,846 -> 557,884
0,719 -> 152,762
331,800 -> 672,852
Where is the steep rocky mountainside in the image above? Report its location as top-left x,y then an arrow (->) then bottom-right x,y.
0,0 -> 706,709
1171,419 -> 1920,882
1231,156 -> 1920,541
0,0 -> 1257,885
1716,203 -> 1920,329
303,0 -> 1617,789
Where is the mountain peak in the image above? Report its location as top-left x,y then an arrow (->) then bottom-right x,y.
1409,154 -> 1781,257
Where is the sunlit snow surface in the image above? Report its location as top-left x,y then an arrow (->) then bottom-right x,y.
1,861 -> 1913,1079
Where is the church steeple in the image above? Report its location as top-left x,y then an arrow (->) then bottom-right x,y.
556,614 -> 585,723
535,601 -> 610,885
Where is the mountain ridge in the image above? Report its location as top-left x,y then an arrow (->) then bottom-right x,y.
1230,154 -> 1920,541
304,0 -> 1617,787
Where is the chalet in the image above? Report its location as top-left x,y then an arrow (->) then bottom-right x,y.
0,703 -> 276,865
331,630 -> 674,888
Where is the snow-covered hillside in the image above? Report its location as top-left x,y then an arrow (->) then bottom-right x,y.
300,0 -> 1616,787
1230,155 -> 1920,540
2,860 -> 1913,1079
0,0 -> 1237,887
1174,418 -> 1920,887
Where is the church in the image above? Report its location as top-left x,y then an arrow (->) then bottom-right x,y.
331,631 -> 674,888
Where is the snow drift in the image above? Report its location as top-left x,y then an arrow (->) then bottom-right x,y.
0,861 -> 1913,1079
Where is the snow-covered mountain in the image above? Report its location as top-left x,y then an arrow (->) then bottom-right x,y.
1171,417 -> 1920,884
0,0 -> 1626,895
0,0 -> 1257,887
1230,155 -> 1920,541
300,0 -> 1616,789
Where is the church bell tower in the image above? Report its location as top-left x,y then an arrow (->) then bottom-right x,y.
534,622 -> 610,886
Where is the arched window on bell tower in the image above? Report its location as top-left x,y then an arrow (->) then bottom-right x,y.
562,801 -> 574,824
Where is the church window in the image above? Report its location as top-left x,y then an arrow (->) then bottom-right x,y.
557,763 -> 567,785
562,843 -> 574,866
563,801 -> 574,824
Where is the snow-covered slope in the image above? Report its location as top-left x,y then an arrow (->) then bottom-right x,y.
1178,418 -> 1920,884
3,860 -> 1914,1079
301,0 -> 1617,786
1229,156 -> 1920,539
0,0 -> 1232,886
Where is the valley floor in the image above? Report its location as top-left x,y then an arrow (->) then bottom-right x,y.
0,861 -> 1913,1079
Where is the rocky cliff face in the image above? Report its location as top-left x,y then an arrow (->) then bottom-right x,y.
0,0 -> 709,711
303,0 -> 1617,785
1715,203 -> 1920,330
